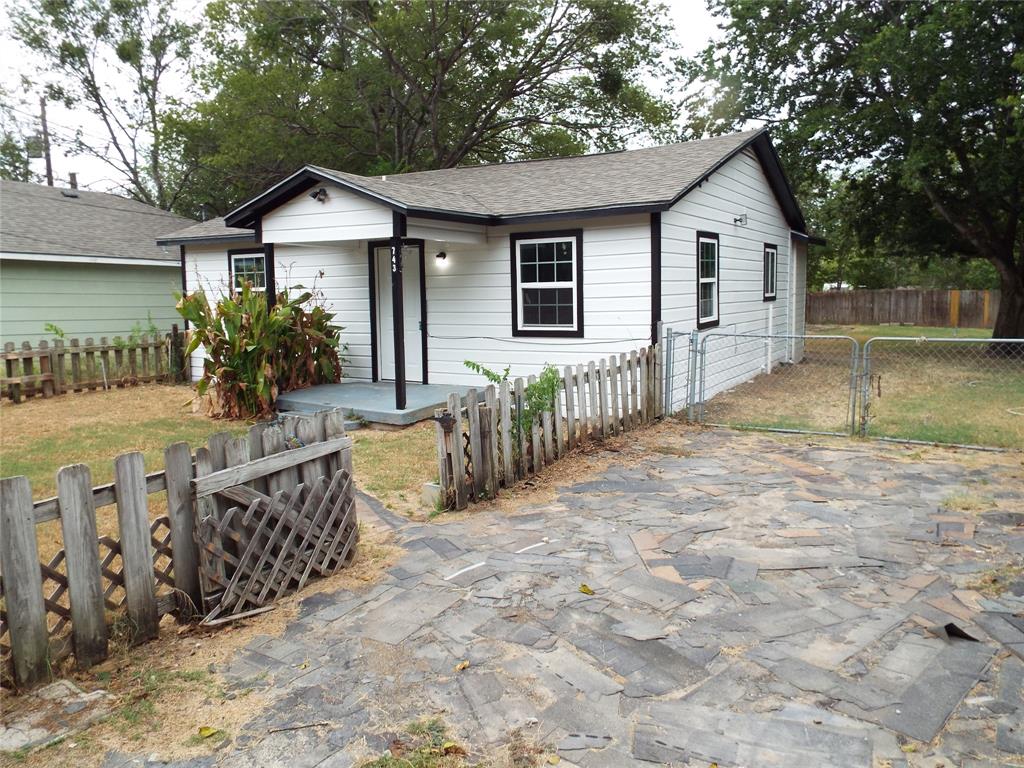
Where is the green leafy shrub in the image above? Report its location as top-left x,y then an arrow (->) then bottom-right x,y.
463,360 -> 562,460
177,282 -> 344,419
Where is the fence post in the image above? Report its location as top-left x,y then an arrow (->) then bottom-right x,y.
514,377 -> 528,476
466,388 -> 485,499
687,330 -> 700,422
663,330 -> 674,416
499,380 -> 514,485
597,359 -> 610,437
859,340 -> 873,436
164,441 -> 203,618
433,408 -> 453,506
608,355 -> 620,434
619,352 -> 631,431
113,452 -> 160,642
54,338 -> 65,395
0,476 -> 49,687
484,385 -> 499,492
447,392 -> 468,509
479,404 -> 497,498
655,321 -> 664,418
587,361 -> 600,438
171,324 -> 184,382
563,366 -> 577,449
57,464 -> 109,668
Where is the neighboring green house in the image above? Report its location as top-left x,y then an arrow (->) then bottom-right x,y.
0,179 -> 193,345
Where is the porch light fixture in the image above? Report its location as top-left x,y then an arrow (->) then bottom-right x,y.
435,250 -> 448,263
309,187 -> 328,202
733,213 -> 748,226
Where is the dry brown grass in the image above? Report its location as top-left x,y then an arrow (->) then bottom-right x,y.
0,385 -> 249,563
5,520 -> 402,768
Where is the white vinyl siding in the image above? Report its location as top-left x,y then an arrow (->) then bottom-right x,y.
426,215 -> 651,385
183,241 -> 372,383
660,148 -> 795,410
260,183 -> 392,243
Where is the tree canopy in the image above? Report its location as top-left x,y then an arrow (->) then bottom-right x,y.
166,0 -> 678,216
11,0 -> 197,208
682,0 -> 1024,335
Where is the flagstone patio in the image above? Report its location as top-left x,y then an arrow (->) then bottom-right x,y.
102,429 -> 1024,768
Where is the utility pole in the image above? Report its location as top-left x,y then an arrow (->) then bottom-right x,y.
39,95 -> 53,186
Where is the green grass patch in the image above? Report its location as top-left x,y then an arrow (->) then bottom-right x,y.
360,718 -> 470,768
808,323 -> 992,345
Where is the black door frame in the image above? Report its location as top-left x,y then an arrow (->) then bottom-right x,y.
367,238 -> 428,386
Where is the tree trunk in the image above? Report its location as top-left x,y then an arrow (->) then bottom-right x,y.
991,264 -> 1024,341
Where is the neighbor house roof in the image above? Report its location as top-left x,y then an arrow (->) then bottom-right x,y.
155,216 -> 257,246
224,129 -> 810,233
0,179 -> 192,263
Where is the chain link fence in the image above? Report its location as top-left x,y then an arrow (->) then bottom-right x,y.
860,337 -> 1024,449
663,326 -> 1024,449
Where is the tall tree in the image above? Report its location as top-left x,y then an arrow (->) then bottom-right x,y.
0,92 -> 34,182
11,0 -> 197,209
168,0 -> 677,216
683,0 -> 1024,337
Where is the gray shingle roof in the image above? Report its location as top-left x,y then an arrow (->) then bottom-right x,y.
224,128 -> 808,233
322,129 -> 762,217
155,216 -> 257,245
0,180 -> 193,262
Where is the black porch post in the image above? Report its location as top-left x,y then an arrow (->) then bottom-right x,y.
391,211 -> 407,410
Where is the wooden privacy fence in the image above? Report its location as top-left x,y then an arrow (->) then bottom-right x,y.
2,324 -> 187,404
0,411 -> 354,689
434,342 -> 663,510
807,289 -> 999,329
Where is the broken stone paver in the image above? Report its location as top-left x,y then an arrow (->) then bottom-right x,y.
47,429 -> 1024,767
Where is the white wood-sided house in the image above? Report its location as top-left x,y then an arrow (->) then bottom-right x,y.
157,129 -> 820,421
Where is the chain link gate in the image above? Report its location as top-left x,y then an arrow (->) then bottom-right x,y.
694,332 -> 860,435
859,336 -> 1024,449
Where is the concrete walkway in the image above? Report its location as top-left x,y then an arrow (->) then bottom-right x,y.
108,430 -> 1024,767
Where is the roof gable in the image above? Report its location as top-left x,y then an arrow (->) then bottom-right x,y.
223,129 -> 807,233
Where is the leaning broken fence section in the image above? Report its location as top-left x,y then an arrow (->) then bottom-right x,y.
0,411 -> 355,689
434,340 -> 663,510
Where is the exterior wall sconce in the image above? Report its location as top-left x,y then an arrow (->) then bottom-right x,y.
733,213 -> 748,225
309,187 -> 328,202
435,250 -> 448,263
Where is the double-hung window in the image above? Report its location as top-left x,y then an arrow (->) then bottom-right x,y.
763,243 -> 777,301
230,250 -> 267,294
697,232 -> 719,328
511,231 -> 583,337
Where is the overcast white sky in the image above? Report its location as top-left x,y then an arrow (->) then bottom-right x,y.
0,0 -> 722,194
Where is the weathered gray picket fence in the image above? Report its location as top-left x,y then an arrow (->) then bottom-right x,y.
0,411 -> 353,689
434,341 -> 663,510
2,325 -> 187,404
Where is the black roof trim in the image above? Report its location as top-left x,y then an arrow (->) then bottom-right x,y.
155,232 -> 257,246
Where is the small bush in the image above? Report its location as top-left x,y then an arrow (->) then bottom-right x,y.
177,282 -> 344,418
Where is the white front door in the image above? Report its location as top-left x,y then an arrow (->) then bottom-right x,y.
375,245 -> 422,382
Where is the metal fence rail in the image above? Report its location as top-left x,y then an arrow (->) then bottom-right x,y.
860,337 -> 1024,449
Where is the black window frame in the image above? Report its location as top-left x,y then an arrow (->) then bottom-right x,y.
696,231 -> 720,330
509,229 -> 584,338
763,242 -> 778,302
227,245 -> 275,309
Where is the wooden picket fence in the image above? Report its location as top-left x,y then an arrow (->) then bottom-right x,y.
434,341 -> 663,510
0,411 -> 353,689
807,289 -> 999,329
2,324 -> 187,404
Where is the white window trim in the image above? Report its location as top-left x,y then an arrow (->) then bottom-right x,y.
231,252 -> 267,293
764,245 -> 777,299
698,235 -> 719,325
516,236 -> 578,331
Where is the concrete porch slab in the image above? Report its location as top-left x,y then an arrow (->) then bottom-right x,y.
276,381 -> 471,426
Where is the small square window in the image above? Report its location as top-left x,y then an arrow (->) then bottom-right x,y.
231,252 -> 267,293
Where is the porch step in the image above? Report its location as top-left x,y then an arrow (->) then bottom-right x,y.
276,381 -> 470,427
